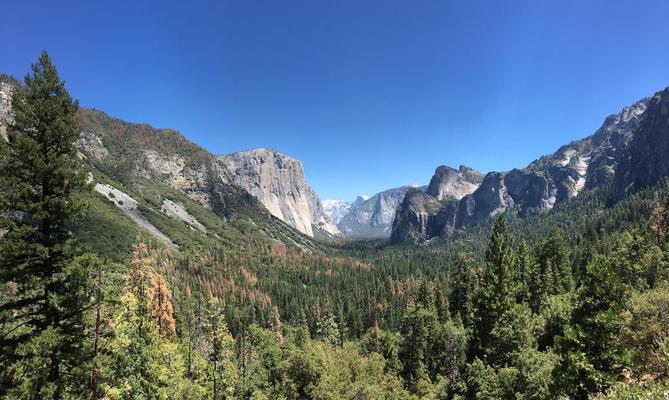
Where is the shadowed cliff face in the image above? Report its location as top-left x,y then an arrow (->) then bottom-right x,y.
391,88 -> 662,243
390,189 -> 444,243
218,148 -> 340,238
614,88 -> 669,197
391,165 -> 483,243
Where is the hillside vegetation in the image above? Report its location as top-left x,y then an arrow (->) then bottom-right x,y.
2,52 -> 669,400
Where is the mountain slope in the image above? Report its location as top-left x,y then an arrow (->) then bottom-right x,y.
337,186 -> 418,238
390,165 -> 483,242
218,148 -> 340,238
391,87 -> 663,243
0,77 -> 327,261
614,88 -> 669,197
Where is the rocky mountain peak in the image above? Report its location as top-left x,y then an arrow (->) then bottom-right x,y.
218,148 -> 339,237
354,195 -> 369,206
426,165 -> 482,201
391,86 -> 666,243
322,199 -> 353,226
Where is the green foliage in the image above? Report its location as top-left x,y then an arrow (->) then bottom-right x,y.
474,216 -> 517,359
530,228 -> 573,312
0,51 -> 96,399
5,53 -> 669,400
620,284 -> 669,380
554,256 -> 632,398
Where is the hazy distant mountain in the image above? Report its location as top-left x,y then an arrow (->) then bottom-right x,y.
322,195 -> 368,226
331,186 -> 419,238
218,148 -> 340,238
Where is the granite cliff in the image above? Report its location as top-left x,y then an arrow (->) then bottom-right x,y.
218,148 -> 340,237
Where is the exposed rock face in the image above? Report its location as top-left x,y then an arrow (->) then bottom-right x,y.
75,109 -> 238,214
391,91 -> 656,243
614,87 -> 669,196
336,166 -> 482,239
427,165 -> 482,201
0,79 -> 323,249
338,187 -> 418,238
218,148 -> 340,237
76,131 -> 108,160
94,183 -> 177,248
162,198 -> 207,233
391,165 -> 483,242
390,189 -> 445,243
0,82 -> 14,139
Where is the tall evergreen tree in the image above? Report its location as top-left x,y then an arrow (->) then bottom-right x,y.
554,255 -> 631,399
449,252 -> 479,329
532,228 -> 573,310
474,216 -> 517,359
515,241 -> 535,305
0,51 -> 93,399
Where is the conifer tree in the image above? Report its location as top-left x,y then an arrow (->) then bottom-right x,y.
206,299 -> 238,400
449,252 -> 478,328
531,228 -> 573,311
515,241 -> 535,305
473,216 -> 517,359
555,255 -> 631,398
0,51 -> 94,399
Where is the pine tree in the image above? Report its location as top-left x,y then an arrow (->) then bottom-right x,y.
270,306 -> 283,344
398,300 -> 436,390
515,241 -> 535,305
474,216 -> 517,359
449,252 -> 478,329
554,255 -> 631,399
0,51 -> 94,399
206,299 -> 238,400
532,228 -> 573,310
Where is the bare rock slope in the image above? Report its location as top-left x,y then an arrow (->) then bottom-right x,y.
218,148 -> 340,237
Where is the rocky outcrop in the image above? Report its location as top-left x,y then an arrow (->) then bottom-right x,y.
390,189 -> 445,243
391,165 -> 483,242
426,165 -> 482,201
218,148 -> 339,237
391,90 -> 656,243
94,183 -> 177,248
0,78 -> 326,250
0,81 -> 14,139
162,199 -> 207,233
614,87 -> 669,196
76,131 -> 109,160
337,187 -> 417,238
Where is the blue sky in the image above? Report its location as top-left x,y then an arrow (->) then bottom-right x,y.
2,1 -> 669,200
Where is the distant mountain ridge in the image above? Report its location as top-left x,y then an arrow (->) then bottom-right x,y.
326,165 -> 482,239
5,73 -> 668,247
0,76 -> 328,255
322,195 -> 368,226
391,86 -> 668,243
336,186 -> 419,238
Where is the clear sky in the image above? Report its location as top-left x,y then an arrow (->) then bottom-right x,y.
2,1 -> 669,200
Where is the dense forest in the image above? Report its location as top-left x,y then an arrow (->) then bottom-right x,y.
2,53 -> 669,400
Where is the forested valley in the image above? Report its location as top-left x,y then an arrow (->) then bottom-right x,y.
2,53 -> 669,400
